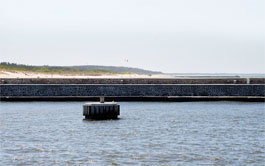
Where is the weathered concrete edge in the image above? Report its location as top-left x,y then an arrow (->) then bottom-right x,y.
1,96 -> 264,102
1,78 -> 265,84
1,83 -> 264,85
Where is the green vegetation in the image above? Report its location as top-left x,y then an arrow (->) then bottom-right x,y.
0,62 -> 131,75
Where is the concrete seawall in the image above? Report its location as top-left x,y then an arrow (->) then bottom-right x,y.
1,78 -> 265,84
1,83 -> 264,101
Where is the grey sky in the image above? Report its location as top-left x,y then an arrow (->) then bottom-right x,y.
0,0 -> 264,73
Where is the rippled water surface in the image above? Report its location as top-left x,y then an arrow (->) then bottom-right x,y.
0,102 -> 264,165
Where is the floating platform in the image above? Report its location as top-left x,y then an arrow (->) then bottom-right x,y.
83,102 -> 120,120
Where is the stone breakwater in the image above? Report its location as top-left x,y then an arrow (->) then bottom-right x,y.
0,78 -> 264,101
1,78 -> 265,84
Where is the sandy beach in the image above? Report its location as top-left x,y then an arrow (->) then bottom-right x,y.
0,70 -> 173,79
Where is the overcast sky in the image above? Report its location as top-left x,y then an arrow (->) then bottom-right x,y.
0,0 -> 264,73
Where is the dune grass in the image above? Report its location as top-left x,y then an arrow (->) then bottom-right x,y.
0,63 -> 132,76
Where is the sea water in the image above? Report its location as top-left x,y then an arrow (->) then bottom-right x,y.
0,102 -> 264,165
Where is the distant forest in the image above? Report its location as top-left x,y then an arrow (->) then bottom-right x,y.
0,62 -> 162,75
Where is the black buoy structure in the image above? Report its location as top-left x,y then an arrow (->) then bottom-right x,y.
83,97 -> 120,120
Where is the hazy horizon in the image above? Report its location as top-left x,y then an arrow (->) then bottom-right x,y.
1,0 -> 264,73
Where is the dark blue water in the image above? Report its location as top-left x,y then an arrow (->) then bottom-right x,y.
0,102 -> 264,165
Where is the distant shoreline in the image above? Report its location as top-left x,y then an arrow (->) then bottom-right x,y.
1,70 -> 264,79
0,70 -> 172,79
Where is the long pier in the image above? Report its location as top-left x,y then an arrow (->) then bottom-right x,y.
0,78 -> 264,101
